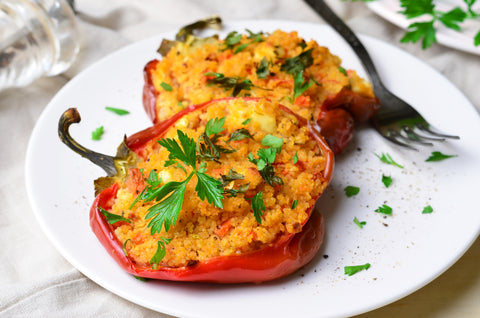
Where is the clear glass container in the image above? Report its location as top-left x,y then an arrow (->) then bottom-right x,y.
0,0 -> 79,90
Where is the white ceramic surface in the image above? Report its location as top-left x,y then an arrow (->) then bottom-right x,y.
25,20 -> 480,318
367,0 -> 480,55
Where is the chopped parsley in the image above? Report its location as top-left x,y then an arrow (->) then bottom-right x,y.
292,151 -> 299,164
251,191 -> 266,223
425,151 -> 457,162
422,205 -> 434,214
99,207 -> 130,224
91,126 -> 104,140
196,117 -> 235,163
338,66 -> 348,76
261,134 -> 283,153
291,200 -> 298,209
227,128 -> 254,142
382,175 -> 393,188
150,237 -> 172,268
375,204 -> 393,215
133,275 -> 149,282
248,147 -> 283,186
256,57 -> 270,79
242,118 -> 252,125
353,217 -> 366,229
160,82 -> 173,91
344,263 -> 371,276
281,48 -> 315,100
344,186 -> 360,197
204,72 -> 255,96
105,106 -> 130,115
375,152 -> 404,168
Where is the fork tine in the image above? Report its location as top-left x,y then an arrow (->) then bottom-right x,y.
385,129 -> 419,151
416,124 -> 460,139
402,126 -> 437,145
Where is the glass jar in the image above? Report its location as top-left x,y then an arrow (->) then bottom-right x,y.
0,0 -> 79,90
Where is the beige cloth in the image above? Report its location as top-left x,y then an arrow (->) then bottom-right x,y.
1,0 -> 478,317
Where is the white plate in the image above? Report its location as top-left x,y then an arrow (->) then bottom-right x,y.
25,20 -> 480,318
367,0 -> 480,55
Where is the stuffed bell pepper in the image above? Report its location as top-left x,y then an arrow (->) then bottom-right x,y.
59,97 -> 334,283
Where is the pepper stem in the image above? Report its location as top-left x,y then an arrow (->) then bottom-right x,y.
58,108 -> 117,176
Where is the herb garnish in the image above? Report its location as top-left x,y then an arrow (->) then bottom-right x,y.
251,191 -> 266,223
422,205 -> 434,214
248,147 -> 283,186
291,200 -> 298,209
344,186 -> 360,197
160,82 -> 173,91
222,30 -> 264,53
338,66 -> 348,76
292,151 -> 299,164
425,151 -> 457,162
196,117 -> 235,163
150,237 -> 172,268
242,118 -> 252,125
227,128 -> 254,142
99,207 -> 131,224
261,134 -> 284,153
281,48 -> 315,100
105,106 -> 130,115
375,152 -> 404,168
91,126 -> 104,140
256,57 -> 270,79
353,217 -> 366,229
375,204 -> 393,215
349,0 -> 480,49
382,175 -> 393,188
344,263 -> 371,276
204,72 -> 256,96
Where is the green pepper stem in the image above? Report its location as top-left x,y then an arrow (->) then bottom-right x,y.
58,108 -> 117,176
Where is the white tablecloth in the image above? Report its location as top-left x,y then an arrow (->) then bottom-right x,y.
1,0 -> 479,317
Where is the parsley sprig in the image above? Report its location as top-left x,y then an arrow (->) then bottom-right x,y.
281,48 -> 316,100
351,0 -> 480,49
204,72 -> 270,97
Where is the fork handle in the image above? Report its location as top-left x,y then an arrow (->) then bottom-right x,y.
304,0 -> 385,92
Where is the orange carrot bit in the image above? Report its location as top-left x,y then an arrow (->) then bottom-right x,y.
215,218 -> 233,237
294,95 -> 311,107
133,232 -> 145,245
126,168 -> 146,194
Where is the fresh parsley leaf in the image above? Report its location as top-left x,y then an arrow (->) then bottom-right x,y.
344,186 -> 360,197
375,152 -> 404,168
145,178 -> 191,234
227,128 -> 254,142
281,48 -> 314,74
150,237 -> 172,267
353,217 -> 366,229
248,148 -> 283,186
401,21 -> 437,49
291,200 -> 298,209
425,151 -> 457,162
338,66 -> 348,76
99,207 -> 131,224
256,57 -> 270,79
158,130 -> 197,167
261,134 -> 283,153
205,117 -> 226,136
422,205 -> 434,214
105,106 -> 130,115
251,191 -> 266,223
160,82 -> 173,92
223,31 -> 243,50
91,126 -> 104,140
344,263 -> 371,276
292,151 -> 299,164
375,204 -> 393,215
475,30 -> 480,46
438,7 -> 467,31
195,171 -> 224,208
242,118 -> 252,125
293,70 -> 314,100
382,175 -> 393,188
